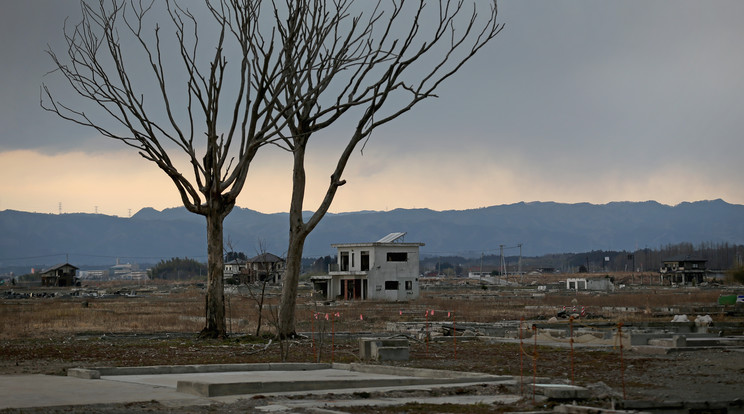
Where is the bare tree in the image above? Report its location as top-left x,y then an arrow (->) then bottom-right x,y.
244,239 -> 274,337
43,0 -> 502,339
268,0 -> 504,337
41,0 -> 302,338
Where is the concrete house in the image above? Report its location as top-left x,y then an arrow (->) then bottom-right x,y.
225,253 -> 285,284
40,263 -> 79,287
223,259 -> 248,280
312,232 -> 424,301
660,255 -> 707,285
566,276 -> 614,291
245,253 -> 285,284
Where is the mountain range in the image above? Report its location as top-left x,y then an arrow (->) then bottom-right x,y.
1,199 -> 742,267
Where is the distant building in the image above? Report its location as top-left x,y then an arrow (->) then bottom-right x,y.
245,253 -> 285,284
224,259 -> 248,280
312,232 -> 424,301
40,263 -> 78,287
566,276 -> 614,291
467,266 -> 498,278
225,253 -> 285,284
660,255 -> 707,285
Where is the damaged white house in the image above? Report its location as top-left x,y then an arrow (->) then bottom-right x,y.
311,232 -> 424,301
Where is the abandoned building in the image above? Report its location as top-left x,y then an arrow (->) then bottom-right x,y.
660,255 -> 707,285
224,253 -> 285,284
223,258 -> 247,280
565,276 -> 614,291
245,253 -> 285,284
40,263 -> 79,287
311,232 -> 424,301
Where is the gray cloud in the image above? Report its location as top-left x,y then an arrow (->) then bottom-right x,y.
1,0 -> 743,208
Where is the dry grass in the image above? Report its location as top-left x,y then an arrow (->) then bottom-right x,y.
2,280 -> 743,406
1,278 -> 738,339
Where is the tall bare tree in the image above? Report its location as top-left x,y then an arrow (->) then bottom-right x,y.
269,0 -> 504,337
42,0 -> 301,338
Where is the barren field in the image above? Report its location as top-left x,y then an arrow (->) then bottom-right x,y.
2,279 -> 743,413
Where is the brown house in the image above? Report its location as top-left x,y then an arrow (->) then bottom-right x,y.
40,263 -> 79,287
660,255 -> 707,285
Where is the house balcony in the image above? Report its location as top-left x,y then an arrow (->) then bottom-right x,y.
327,263 -> 369,276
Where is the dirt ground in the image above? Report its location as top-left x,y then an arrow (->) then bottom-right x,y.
2,333 -> 743,413
2,283 -> 743,412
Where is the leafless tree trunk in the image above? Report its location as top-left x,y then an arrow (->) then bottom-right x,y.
273,0 -> 504,337
41,0 -> 300,338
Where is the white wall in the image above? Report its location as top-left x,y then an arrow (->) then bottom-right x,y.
368,245 -> 420,300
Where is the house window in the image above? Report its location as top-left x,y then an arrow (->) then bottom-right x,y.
386,252 -> 408,262
360,251 -> 370,271
384,281 -> 399,290
340,252 -> 349,271
405,280 -> 412,290
351,252 -> 355,268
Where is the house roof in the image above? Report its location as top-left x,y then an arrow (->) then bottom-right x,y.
248,253 -> 284,263
40,263 -> 78,275
332,232 -> 424,248
663,255 -> 707,263
225,259 -> 247,265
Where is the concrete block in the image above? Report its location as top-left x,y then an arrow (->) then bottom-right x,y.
535,384 -> 591,400
375,346 -> 410,361
647,338 -> 674,347
360,337 -> 410,361
671,335 -> 686,347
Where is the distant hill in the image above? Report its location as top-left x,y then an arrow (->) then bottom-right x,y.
1,199 -> 742,267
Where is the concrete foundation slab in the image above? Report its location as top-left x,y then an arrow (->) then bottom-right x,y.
0,363 -> 516,410
534,383 -> 591,400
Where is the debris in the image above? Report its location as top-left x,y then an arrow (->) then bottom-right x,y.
694,315 -> 713,327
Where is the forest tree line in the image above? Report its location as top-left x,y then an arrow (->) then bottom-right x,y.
418,242 -> 744,275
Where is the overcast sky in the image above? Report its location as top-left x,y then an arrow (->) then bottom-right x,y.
1,1 -> 743,217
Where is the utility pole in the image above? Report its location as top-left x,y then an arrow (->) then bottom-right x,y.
480,252 -> 484,280
499,245 -> 506,281
518,243 -> 523,283
518,243 -> 523,275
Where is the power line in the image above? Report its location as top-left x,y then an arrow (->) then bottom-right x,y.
0,253 -> 67,261
0,253 -> 208,262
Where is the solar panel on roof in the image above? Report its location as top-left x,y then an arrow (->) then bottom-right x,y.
377,232 -> 406,243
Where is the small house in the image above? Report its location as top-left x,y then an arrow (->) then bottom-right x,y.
312,232 -> 424,301
660,255 -> 707,285
40,263 -> 79,287
566,276 -> 614,291
245,253 -> 285,284
223,259 -> 248,280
